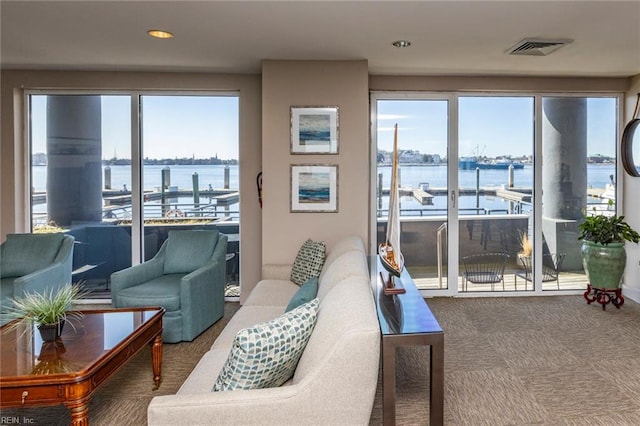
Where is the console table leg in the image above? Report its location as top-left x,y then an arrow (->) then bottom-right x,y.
430,335 -> 445,426
382,338 -> 397,425
151,334 -> 163,390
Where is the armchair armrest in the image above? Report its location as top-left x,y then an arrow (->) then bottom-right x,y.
14,262 -> 70,296
179,235 -> 228,340
110,257 -> 165,293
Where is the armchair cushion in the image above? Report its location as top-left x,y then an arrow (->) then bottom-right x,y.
213,298 -> 319,391
114,274 -> 183,311
163,230 -> 219,275
1,233 -> 65,278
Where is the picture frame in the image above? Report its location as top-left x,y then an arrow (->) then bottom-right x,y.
290,106 -> 339,154
290,164 -> 338,213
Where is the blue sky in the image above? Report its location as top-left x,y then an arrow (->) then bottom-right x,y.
31,95 -> 240,160
32,94 -> 616,160
377,97 -> 618,158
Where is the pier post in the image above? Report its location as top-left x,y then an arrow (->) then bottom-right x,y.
161,168 -> 170,217
508,164 -> 514,188
192,172 -> 200,214
46,95 -> 102,226
378,173 -> 383,215
104,166 -> 111,190
476,167 -> 480,210
224,165 -> 230,189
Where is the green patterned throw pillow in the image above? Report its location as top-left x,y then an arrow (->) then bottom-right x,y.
289,239 -> 326,286
212,298 -> 319,391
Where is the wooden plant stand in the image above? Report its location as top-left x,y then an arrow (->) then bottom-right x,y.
584,284 -> 624,311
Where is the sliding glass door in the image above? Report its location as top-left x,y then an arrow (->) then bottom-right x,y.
28,92 -> 240,298
372,95 -> 454,294
372,92 -> 621,295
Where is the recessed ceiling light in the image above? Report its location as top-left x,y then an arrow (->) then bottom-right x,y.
147,29 -> 174,39
392,40 -> 411,48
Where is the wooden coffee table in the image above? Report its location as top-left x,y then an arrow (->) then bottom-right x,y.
0,307 -> 164,425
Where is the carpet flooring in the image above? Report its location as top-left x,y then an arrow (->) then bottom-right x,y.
2,295 -> 640,425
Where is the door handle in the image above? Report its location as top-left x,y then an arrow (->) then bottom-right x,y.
451,190 -> 456,208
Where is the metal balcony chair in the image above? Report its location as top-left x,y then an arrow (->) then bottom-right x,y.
514,253 -> 566,290
460,252 -> 509,291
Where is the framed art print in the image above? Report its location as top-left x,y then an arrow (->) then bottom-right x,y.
290,164 -> 338,212
290,106 -> 339,154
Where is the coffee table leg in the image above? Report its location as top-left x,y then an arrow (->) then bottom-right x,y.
66,399 -> 89,426
152,333 -> 163,390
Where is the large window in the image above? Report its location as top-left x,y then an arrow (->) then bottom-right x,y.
373,93 -> 620,295
29,93 -> 240,298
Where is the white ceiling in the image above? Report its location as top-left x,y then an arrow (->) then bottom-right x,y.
2,0 -> 639,77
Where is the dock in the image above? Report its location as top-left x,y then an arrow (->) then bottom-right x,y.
32,188 -> 240,206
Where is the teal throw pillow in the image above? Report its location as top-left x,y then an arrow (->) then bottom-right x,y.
289,239 -> 326,286
285,277 -> 318,312
212,298 -> 319,391
1,233 -> 65,278
163,230 -> 219,275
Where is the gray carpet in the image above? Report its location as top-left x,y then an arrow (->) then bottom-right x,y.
2,296 -> 640,425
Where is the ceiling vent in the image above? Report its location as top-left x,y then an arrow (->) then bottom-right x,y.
506,38 -> 573,56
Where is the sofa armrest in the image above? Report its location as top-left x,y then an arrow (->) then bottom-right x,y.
148,385 -> 301,426
262,264 -> 292,281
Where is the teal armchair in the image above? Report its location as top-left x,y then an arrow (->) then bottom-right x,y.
110,230 -> 228,343
1,233 -> 75,312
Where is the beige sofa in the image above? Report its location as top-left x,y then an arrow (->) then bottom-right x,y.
148,236 -> 381,425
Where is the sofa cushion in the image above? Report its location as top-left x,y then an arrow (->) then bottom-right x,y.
290,239 -> 326,286
114,274 -> 183,311
213,298 -> 319,391
163,230 -> 218,275
285,277 -> 318,312
0,233 -> 64,278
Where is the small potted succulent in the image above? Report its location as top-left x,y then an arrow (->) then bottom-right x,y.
578,213 -> 640,289
2,284 -> 87,342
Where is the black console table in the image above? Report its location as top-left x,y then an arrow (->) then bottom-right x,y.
370,256 -> 444,425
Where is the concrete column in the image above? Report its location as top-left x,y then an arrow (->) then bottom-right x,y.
46,95 -> 102,226
542,97 -> 587,219
542,97 -> 588,269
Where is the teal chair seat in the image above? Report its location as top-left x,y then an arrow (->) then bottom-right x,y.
115,275 -> 183,311
111,230 -> 227,343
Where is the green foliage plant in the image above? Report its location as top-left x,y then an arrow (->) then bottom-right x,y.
578,213 -> 640,245
2,284 -> 88,336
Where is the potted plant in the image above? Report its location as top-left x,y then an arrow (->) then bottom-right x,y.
578,213 -> 640,289
1,284 -> 87,342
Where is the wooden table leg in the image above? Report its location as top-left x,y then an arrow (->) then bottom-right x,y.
382,337 -> 397,425
66,399 -> 90,426
151,333 -> 163,390
430,334 -> 445,426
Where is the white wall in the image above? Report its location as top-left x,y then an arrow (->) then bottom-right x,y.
622,75 -> 640,302
261,60 -> 370,265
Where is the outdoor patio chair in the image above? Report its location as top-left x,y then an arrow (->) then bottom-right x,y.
514,253 -> 566,290
460,252 -> 509,291
110,229 -> 227,343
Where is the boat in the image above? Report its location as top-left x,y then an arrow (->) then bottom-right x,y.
378,124 -> 406,294
459,157 -> 525,170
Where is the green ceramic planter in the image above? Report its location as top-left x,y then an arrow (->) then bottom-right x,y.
581,240 -> 626,289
